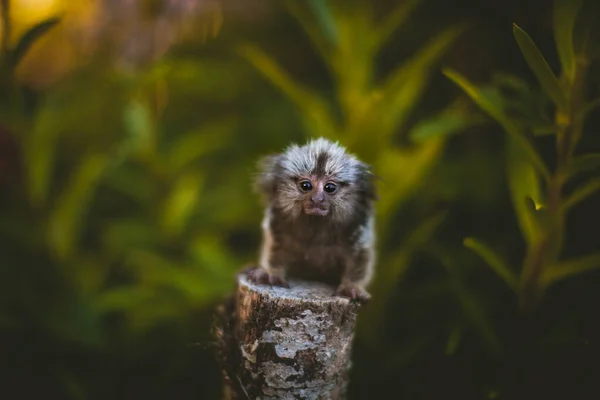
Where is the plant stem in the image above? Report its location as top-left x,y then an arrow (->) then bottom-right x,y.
1,0 -> 9,53
519,58 -> 589,312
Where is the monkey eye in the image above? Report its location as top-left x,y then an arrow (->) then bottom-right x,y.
298,180 -> 313,192
324,182 -> 338,193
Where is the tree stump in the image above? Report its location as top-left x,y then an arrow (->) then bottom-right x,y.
216,271 -> 361,400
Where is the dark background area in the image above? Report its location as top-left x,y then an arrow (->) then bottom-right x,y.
1,0 -> 599,399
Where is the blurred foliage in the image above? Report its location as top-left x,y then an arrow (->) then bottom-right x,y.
1,0 -> 238,339
1,0 -> 600,399
445,0 -> 600,312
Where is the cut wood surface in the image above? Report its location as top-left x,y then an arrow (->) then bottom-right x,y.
217,272 -> 361,400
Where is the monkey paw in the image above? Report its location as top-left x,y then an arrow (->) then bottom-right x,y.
246,268 -> 290,288
335,283 -> 371,304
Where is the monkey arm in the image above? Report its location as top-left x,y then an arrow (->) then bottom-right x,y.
336,219 -> 375,303
342,246 -> 374,286
248,209 -> 289,288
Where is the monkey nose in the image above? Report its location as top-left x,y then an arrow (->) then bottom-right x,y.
311,192 -> 325,204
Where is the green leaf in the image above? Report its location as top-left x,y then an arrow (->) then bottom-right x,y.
455,287 -> 500,354
512,24 -> 567,110
441,257 -> 501,354
160,171 -> 204,237
101,219 -> 156,256
358,211 -> 447,349
443,68 -> 550,180
104,167 -> 156,205
375,72 -> 428,142
572,0 -> 600,59
464,237 -> 517,291
408,107 -> 485,143
127,250 -> 232,301
69,256 -> 110,295
561,179 -> 600,212
375,140 -> 445,225
306,0 -> 339,46
165,119 -> 236,174
566,153 -> 600,179
47,154 -> 110,261
58,369 -> 87,400
187,234 -> 239,278
237,42 -> 338,138
1,0 -> 10,53
25,106 -> 60,206
581,97 -> 600,119
386,336 -> 432,370
376,23 -> 467,140
381,22 -> 466,102
531,124 -> 558,136
553,0 -> 583,79
157,59 -> 249,101
284,0 -> 331,64
506,135 -> 544,244
123,98 -> 155,158
9,17 -> 60,67
445,324 -> 462,356
95,286 -> 156,313
542,253 -> 600,286
379,211 -> 447,286
371,0 -> 420,49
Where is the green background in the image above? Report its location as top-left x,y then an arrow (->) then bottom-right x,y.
1,0 -> 599,398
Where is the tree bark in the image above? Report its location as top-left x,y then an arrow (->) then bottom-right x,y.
216,271 -> 360,400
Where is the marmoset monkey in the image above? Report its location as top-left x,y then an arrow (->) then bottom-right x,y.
247,138 -> 377,303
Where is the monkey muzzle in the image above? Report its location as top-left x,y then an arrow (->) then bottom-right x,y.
304,206 -> 329,216
304,197 -> 329,216
303,188 -> 329,216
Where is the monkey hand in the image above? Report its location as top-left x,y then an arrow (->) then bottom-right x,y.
246,267 -> 290,288
335,282 -> 371,304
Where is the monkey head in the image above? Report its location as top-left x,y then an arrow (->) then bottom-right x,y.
255,138 -> 376,222
296,175 -> 337,217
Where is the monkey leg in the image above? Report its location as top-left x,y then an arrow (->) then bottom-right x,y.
335,248 -> 373,304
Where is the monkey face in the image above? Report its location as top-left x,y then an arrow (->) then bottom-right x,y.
297,176 -> 339,217
257,138 -> 375,221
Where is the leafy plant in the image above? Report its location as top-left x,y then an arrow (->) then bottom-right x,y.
93,68 -> 246,331
445,0 -> 600,312
0,0 -> 240,339
0,0 -> 59,125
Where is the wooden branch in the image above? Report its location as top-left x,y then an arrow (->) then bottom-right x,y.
216,271 -> 361,400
